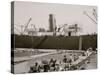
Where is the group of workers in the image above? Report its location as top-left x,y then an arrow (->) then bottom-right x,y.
29,47 -> 93,73
29,54 -> 79,73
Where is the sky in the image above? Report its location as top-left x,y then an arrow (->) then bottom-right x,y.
14,1 -> 97,35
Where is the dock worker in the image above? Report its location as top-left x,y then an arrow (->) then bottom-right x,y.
63,55 -> 68,63
29,62 -> 39,73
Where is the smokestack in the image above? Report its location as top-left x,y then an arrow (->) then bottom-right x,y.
49,14 -> 56,35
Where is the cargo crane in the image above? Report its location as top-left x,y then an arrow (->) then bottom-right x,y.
93,9 -> 97,21
14,18 -> 32,35
57,24 -> 81,36
57,24 -> 68,32
50,24 -> 68,36
83,9 -> 97,24
22,18 -> 32,35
